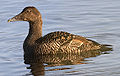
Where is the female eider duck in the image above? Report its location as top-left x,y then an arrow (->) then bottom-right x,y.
8,6 -> 106,55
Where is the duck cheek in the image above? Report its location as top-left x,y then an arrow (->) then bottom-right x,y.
23,18 -> 27,21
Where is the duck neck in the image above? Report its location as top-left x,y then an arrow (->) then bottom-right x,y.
26,19 -> 42,45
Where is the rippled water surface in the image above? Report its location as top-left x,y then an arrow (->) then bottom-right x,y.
0,0 -> 120,76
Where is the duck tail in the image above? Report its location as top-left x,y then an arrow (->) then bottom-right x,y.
100,44 -> 113,52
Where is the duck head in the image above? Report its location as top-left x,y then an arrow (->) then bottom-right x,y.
8,6 -> 42,23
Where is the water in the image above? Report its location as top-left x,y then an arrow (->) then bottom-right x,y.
0,0 -> 120,76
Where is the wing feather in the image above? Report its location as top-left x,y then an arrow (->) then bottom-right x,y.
36,31 -> 100,54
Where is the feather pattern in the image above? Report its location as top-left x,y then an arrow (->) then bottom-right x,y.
8,6 -> 111,57
34,31 -> 101,54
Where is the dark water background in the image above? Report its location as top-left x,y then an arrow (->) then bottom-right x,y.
0,0 -> 120,76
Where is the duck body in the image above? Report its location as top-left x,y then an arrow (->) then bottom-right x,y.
8,6 -> 105,56
23,31 -> 101,55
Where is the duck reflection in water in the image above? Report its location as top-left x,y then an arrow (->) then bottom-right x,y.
8,6 -> 112,76
24,47 -> 112,76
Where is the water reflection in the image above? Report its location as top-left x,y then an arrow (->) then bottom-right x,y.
24,46 -> 112,76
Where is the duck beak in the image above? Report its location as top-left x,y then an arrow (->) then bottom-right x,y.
8,13 -> 23,22
8,17 -> 17,22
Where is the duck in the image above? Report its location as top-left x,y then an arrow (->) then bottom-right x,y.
8,6 -> 108,56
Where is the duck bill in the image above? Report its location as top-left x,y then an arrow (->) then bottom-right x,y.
8,13 -> 24,22
8,17 -> 17,22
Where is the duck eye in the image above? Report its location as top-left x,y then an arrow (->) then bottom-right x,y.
26,10 -> 31,12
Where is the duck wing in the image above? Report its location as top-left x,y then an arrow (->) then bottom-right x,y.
36,31 -> 101,54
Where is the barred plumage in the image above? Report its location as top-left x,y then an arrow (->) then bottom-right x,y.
8,6 -> 112,57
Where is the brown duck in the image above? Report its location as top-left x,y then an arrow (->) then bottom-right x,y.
8,6 -> 109,55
